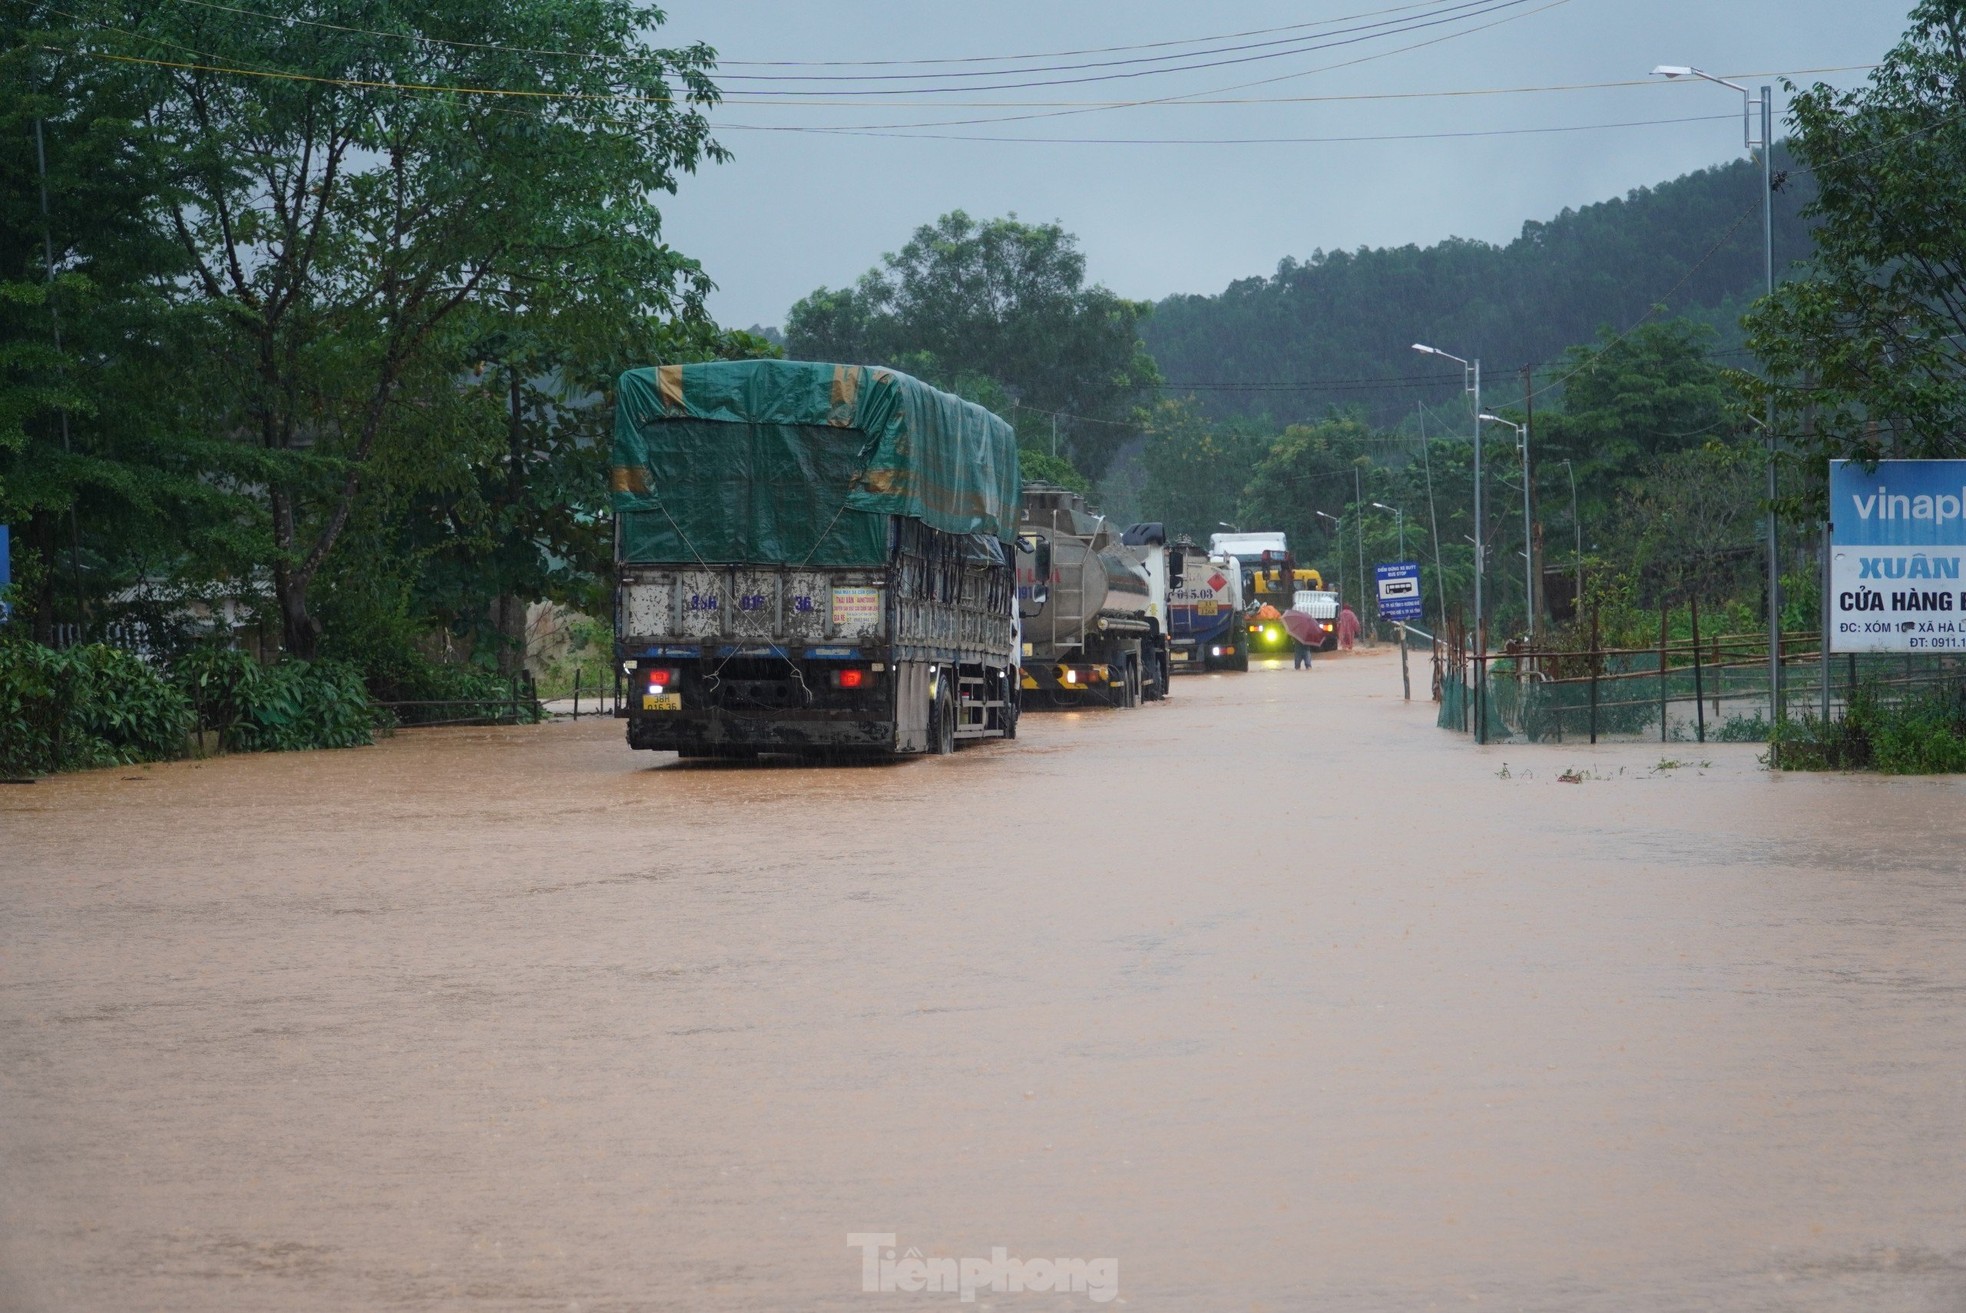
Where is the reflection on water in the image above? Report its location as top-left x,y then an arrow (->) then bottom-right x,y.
3,651 -> 1963,1311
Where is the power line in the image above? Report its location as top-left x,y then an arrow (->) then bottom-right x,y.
51,21 -> 1876,114
113,0 -> 1535,99
139,0 -> 1446,70
718,111 -> 1736,147
715,1 -> 1451,67
49,37 -> 1739,154
789,0 -> 1578,132
711,0 -> 1525,87
710,67 -> 1874,110
1159,375 -> 1459,391
134,0 -> 1525,97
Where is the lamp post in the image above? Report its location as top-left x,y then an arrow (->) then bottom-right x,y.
1479,413 -> 1532,638
1653,62 -> 1782,740
1559,458 -> 1581,620
1414,342 -> 1483,740
1371,502 -> 1405,558
1314,510 -> 1342,605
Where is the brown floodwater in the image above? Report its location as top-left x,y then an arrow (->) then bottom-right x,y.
3,648 -> 1963,1311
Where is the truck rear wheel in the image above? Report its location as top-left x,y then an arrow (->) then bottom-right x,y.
931,680 -> 956,754
1117,656 -> 1140,708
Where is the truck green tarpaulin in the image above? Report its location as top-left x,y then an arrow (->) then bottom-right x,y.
611,360 -> 1020,566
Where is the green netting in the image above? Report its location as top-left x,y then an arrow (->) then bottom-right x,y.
1442,648 -> 1966,744
611,360 -> 1020,566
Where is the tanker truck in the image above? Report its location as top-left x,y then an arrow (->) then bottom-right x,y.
1167,541 -> 1248,672
611,360 -> 1021,757
1015,484 -> 1166,707
1121,521 -> 1181,698
1207,530 -> 1328,658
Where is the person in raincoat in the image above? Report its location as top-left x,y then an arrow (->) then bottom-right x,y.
1336,602 -> 1361,651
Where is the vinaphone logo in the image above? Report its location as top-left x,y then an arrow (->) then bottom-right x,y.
1849,487 -> 1966,524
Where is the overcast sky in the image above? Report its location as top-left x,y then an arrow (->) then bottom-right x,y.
652,0 -> 1911,331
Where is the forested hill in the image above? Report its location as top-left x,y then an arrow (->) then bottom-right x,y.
1142,146 -> 1813,423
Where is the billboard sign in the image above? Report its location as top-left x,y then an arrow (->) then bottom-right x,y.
1829,459 -> 1966,652
1374,561 -> 1424,621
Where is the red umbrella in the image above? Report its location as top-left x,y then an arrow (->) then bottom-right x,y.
1283,610 -> 1326,645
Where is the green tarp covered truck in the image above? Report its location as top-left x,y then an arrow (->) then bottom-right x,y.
611,359 -> 1022,756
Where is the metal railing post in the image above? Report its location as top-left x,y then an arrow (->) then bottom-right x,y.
1690,596 -> 1706,744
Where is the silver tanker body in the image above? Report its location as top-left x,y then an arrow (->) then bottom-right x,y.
1015,483 -> 1160,707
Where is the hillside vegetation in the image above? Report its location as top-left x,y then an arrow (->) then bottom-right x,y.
1143,148 -> 1814,426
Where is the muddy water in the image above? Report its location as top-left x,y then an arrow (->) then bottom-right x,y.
3,649 -> 1963,1311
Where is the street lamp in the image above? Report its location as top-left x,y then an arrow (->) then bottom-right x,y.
1371,502 -> 1405,558
1314,509 -> 1342,603
1479,413 -> 1533,638
1653,61 -> 1782,737
1415,342 -> 1485,740
1559,458 -> 1582,621
1412,343 -> 1481,636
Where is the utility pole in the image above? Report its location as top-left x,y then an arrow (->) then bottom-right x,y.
1354,465 -> 1367,630
1418,403 -> 1448,625
1522,364 -> 1539,638
1651,63 -> 1782,754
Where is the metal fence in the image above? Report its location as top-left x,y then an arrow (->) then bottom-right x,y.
1433,623 -> 1966,746
375,674 -> 545,728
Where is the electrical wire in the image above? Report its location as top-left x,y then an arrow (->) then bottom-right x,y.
716,111 -> 1736,146
46,18 -> 1879,112
720,0 -> 1579,131
642,0 -> 1552,97
707,67 -> 1875,110
709,0 -> 1525,86
715,1 -> 1454,67
138,0 -> 1521,94
140,0 -> 1448,70
47,37 -> 1739,152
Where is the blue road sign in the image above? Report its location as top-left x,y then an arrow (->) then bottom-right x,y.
1374,561 -> 1423,621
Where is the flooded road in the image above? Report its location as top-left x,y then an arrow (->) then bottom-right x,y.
4,649 -> 1964,1311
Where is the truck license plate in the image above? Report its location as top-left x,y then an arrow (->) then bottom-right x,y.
641,693 -> 682,711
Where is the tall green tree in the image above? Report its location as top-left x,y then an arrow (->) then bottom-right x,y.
784,211 -> 1160,475
1746,0 -> 1966,471
97,0 -> 724,656
1,23 -> 246,643
1534,320 -> 1735,529
1136,399 -> 1270,541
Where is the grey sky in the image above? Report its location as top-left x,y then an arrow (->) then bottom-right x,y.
654,1 -> 1911,331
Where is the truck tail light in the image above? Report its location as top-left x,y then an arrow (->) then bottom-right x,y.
834,668 -> 866,689
645,667 -> 677,690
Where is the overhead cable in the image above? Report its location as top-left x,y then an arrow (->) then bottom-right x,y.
715,111 -> 1736,146
709,0 -> 1527,87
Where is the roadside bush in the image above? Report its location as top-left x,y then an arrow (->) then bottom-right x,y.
0,641 -> 192,776
175,645 -> 376,751
1713,713 -> 1770,743
1773,680 -> 1966,773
